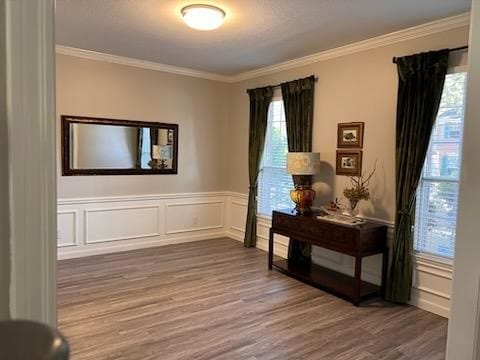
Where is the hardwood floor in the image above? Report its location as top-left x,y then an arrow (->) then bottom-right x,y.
57,238 -> 447,360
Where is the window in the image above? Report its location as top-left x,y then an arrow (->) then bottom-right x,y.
444,122 -> 461,139
140,127 -> 152,168
414,72 -> 468,259
257,100 -> 293,216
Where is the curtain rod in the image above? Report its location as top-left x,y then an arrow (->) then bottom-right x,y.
246,76 -> 318,93
270,76 -> 319,89
392,45 -> 469,64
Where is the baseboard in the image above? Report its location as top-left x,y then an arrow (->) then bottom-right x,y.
225,230 -> 243,243
58,231 -> 226,260
256,237 -> 288,259
409,292 -> 450,318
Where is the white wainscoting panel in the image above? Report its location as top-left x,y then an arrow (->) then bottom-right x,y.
57,210 -> 78,247
225,195 -> 248,242
312,247 -> 344,266
230,200 -> 248,233
312,226 -> 392,286
257,216 -> 289,259
57,192 -> 227,259
166,201 -> 224,234
410,257 -> 453,318
85,205 -> 160,244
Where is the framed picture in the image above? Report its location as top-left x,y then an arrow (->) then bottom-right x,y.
167,129 -> 174,144
337,122 -> 364,148
336,150 -> 363,176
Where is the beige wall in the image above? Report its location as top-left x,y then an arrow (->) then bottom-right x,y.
56,54 -> 229,199
0,0 -> 10,320
227,26 -> 470,223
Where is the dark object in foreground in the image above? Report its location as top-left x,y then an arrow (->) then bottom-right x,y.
0,320 -> 69,360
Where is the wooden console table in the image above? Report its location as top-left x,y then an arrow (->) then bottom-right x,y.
269,210 -> 388,306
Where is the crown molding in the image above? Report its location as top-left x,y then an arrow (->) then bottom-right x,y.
229,12 -> 470,82
55,45 -> 233,82
56,12 -> 470,84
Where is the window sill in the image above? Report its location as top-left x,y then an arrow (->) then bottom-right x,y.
413,252 -> 453,271
257,208 -> 294,222
256,213 -> 273,222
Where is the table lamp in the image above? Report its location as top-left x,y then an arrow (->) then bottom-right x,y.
287,152 -> 320,215
151,145 -> 172,169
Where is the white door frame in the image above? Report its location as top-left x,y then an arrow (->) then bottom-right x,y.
5,0 -> 57,325
446,1 -> 480,358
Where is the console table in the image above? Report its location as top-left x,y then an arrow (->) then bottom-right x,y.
269,210 -> 388,306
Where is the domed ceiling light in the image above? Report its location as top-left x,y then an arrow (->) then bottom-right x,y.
181,4 -> 226,31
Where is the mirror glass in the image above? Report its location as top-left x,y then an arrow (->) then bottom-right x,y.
62,116 -> 178,175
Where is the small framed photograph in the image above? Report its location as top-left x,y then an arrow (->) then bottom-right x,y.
337,122 -> 364,148
167,129 -> 174,144
336,150 -> 362,176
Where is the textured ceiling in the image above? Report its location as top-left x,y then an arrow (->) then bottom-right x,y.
55,0 -> 471,75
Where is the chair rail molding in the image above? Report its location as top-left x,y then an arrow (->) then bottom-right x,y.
5,0 -> 56,325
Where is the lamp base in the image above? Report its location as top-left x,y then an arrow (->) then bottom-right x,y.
148,159 -> 168,169
290,185 -> 316,215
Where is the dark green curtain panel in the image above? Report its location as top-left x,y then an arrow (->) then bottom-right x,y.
281,75 -> 316,263
386,50 -> 449,303
150,128 -> 158,157
244,86 -> 274,248
136,128 -> 143,169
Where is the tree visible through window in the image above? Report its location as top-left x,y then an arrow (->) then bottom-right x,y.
414,72 -> 467,259
257,100 -> 294,216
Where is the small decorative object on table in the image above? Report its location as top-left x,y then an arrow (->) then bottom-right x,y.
286,152 -> 321,215
317,212 -> 366,227
343,161 -> 376,217
327,198 -> 342,212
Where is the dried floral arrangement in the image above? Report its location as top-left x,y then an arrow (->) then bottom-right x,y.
343,161 -> 377,211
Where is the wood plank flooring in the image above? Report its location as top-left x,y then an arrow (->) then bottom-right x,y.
57,238 -> 447,360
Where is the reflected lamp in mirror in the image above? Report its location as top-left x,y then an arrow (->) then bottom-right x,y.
62,115 -> 178,175
286,152 -> 321,215
150,144 -> 173,170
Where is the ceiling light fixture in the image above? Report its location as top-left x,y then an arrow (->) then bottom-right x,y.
181,4 -> 226,31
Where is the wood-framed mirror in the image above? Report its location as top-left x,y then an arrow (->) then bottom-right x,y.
61,115 -> 178,176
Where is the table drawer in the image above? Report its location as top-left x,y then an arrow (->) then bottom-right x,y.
332,227 -> 357,249
272,212 -> 295,230
273,214 -> 331,238
272,213 -> 357,251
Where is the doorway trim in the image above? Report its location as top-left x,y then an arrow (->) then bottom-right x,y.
5,0 -> 57,325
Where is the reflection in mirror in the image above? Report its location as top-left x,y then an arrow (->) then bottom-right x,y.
139,128 -> 175,170
71,124 -> 138,169
62,116 -> 178,175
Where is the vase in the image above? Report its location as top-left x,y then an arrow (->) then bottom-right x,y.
343,207 -> 359,218
343,200 -> 359,217
290,186 -> 316,215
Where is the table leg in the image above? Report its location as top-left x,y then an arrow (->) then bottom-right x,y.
353,256 -> 362,306
381,248 -> 389,298
268,229 -> 274,270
